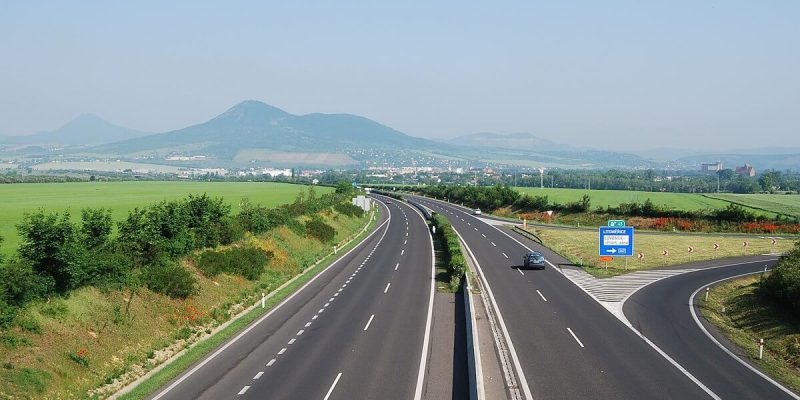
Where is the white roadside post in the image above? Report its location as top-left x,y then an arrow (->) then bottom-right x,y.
333,246 -> 337,255
759,338 -> 764,360
261,293 -> 265,308
705,287 -> 710,302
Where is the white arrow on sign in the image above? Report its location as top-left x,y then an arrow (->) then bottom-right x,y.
607,249 -> 618,254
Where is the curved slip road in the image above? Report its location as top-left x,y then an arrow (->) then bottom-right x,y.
149,197 -> 434,400
624,257 -> 800,399
410,195 -> 711,400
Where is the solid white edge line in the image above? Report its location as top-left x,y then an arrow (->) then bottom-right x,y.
323,372 -> 343,400
451,224 -> 534,400
404,198 -> 436,400
566,327 -> 585,348
689,271 -> 800,400
150,205 -> 391,400
363,314 -> 375,331
238,386 -> 250,395
536,290 -> 547,302
422,195 -> 721,399
444,198 -> 724,400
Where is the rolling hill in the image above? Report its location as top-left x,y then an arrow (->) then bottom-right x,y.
90,100 -> 437,166
0,114 -> 151,146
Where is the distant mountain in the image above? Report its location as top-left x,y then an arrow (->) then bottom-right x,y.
446,132 -> 575,152
91,100 -> 436,164
0,114 -> 151,146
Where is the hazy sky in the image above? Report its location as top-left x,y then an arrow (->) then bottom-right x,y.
1,1 -> 798,150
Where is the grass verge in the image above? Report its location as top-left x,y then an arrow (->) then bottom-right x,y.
116,210 -> 380,400
699,274 -> 800,393
530,227 -> 796,277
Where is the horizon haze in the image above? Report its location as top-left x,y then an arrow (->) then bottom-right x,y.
1,1 -> 798,152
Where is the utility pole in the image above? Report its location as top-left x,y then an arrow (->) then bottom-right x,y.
716,161 -> 722,193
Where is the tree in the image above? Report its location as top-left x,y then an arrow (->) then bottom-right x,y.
16,210 -> 83,293
335,180 -> 354,194
81,208 -> 113,249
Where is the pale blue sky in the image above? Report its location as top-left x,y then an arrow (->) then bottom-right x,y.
1,1 -> 798,150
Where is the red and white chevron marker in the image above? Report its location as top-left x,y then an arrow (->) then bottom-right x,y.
771,238 -> 777,245
638,252 -> 644,260
688,246 -> 694,253
713,243 -> 719,250
743,241 -> 749,247
662,249 -> 669,256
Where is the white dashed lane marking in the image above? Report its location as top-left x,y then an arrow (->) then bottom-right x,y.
266,359 -> 276,367
238,386 -> 250,395
253,371 -> 264,380
384,282 -> 391,293
278,348 -> 286,355
363,314 -> 375,331
537,290 -> 547,301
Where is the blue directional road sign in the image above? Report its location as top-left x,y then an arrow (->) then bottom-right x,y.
599,226 -> 634,256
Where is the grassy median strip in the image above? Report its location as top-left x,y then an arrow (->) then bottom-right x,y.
429,213 -> 467,293
699,274 -> 800,393
118,210 -> 380,400
530,227 -> 796,277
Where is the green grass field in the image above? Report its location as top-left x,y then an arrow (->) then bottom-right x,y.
514,187 -> 733,211
700,275 -> 800,392
532,226 -> 796,277
0,181 -> 331,256
704,193 -> 800,218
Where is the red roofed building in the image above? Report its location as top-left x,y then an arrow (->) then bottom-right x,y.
735,163 -> 756,177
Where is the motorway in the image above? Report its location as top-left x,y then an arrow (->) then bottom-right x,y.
411,195 -> 709,399
148,197 -> 434,400
625,258 -> 799,399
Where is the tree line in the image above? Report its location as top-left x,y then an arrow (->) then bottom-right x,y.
0,184 -> 364,328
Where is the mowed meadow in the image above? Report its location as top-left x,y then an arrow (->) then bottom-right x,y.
0,181 -> 332,256
514,187 -> 800,218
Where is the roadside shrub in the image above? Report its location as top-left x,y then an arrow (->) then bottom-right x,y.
0,261 -> 54,306
140,261 -> 197,299
193,247 -> 271,280
760,243 -> 800,315
305,218 -> 336,243
218,216 -> 245,245
334,202 -> 365,218
0,298 -> 16,329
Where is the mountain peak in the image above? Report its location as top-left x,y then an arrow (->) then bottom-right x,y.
216,100 -> 291,122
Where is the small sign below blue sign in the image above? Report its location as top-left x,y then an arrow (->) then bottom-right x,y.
607,220 -> 625,227
599,226 -> 634,256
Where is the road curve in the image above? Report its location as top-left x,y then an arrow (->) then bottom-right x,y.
410,195 -> 710,400
148,197 -> 434,400
624,257 -> 800,399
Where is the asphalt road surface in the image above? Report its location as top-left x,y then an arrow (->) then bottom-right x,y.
148,196 -> 434,400
411,195 -> 713,400
625,257 -> 799,399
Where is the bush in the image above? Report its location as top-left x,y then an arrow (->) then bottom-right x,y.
305,218 -> 336,243
140,261 -> 197,299
0,261 -> 54,306
193,247 -> 271,280
761,243 -> 800,315
334,202 -> 365,218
